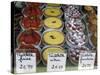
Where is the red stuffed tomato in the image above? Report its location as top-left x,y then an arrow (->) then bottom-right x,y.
17,29 -> 41,45
21,16 -> 41,30
22,6 -> 42,17
26,2 -> 41,8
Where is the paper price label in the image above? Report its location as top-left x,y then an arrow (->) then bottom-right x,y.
78,52 -> 96,70
47,53 -> 66,72
16,53 -> 36,73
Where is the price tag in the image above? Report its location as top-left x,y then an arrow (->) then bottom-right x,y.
78,52 -> 96,70
47,53 -> 66,72
16,53 -> 36,73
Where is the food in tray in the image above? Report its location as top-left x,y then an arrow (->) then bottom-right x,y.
44,7 -> 62,17
62,5 -> 79,10
84,6 -> 96,14
17,29 -> 41,45
63,5 -> 81,18
67,32 -> 86,46
16,43 -> 41,64
42,46 -> 64,64
65,18 -> 85,32
43,30 -> 64,45
26,2 -> 42,8
83,6 -> 97,33
68,46 -> 89,65
88,15 -> 97,26
83,6 -> 97,47
91,31 -> 97,47
21,16 -> 41,30
47,3 -> 61,7
87,14 -> 97,33
44,17 -> 63,29
22,6 -> 42,17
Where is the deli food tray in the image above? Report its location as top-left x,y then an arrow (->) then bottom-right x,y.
11,1 -> 97,74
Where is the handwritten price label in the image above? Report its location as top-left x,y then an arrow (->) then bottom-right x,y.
78,52 -> 96,70
16,53 -> 36,73
47,53 -> 66,72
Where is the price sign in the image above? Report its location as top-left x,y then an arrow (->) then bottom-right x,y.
47,53 -> 66,72
78,52 -> 96,70
16,53 -> 36,73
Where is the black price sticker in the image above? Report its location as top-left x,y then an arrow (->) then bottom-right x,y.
16,53 -> 36,73
47,53 -> 66,72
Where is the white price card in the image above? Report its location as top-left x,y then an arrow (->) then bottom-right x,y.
16,53 -> 36,73
47,53 -> 66,72
78,52 -> 96,70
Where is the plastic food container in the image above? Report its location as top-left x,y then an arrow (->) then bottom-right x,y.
66,32 -> 88,47
16,29 -> 41,46
22,6 -> 43,18
68,46 -> 89,65
43,17 -> 64,30
63,5 -> 81,19
42,29 -> 65,46
25,2 -> 46,9
43,7 -> 63,18
41,46 -> 64,65
20,16 -> 43,30
65,18 -> 85,32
